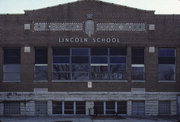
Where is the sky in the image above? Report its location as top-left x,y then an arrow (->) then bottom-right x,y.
0,0 -> 180,14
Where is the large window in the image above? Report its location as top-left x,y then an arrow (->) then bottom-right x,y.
52,101 -> 86,115
94,101 -> 127,115
52,48 -> 127,81
159,101 -> 171,115
3,48 -> 21,81
35,101 -> 47,115
4,102 -> 20,115
131,48 -> 145,80
34,48 -> 48,81
132,101 -> 145,116
158,48 -> 176,81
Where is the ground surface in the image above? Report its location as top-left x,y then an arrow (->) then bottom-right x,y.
0,116 -> 179,122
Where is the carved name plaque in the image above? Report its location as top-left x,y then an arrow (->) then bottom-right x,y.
97,23 -> 146,31
34,23 -> 83,31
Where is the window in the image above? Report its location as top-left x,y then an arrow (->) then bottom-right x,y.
109,48 -> 127,80
94,101 -> 127,115
94,101 -> 104,115
35,101 -> 47,115
64,101 -> 74,114
52,101 -> 86,115
106,101 -> 115,114
132,101 -> 145,116
52,48 -> 127,81
52,101 -> 62,114
76,101 -> 86,114
159,101 -> 171,115
3,48 -> 21,81
34,48 -> 48,81
53,48 -> 70,80
4,102 -> 20,115
131,48 -> 145,80
71,48 -> 89,80
158,48 -> 176,81
117,101 -> 127,114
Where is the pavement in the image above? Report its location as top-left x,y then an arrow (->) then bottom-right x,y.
0,116 -> 179,122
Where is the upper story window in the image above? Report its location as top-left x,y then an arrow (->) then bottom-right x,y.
34,48 -> 48,81
158,48 -> 176,81
131,48 -> 145,81
52,48 -> 127,81
3,48 -> 21,82
53,48 -> 70,80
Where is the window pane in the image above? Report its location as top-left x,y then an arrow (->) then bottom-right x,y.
94,102 -> 104,115
159,101 -> 171,115
91,72 -> 109,80
158,48 -> 175,57
53,73 -> 70,80
34,66 -> 48,80
53,64 -> 70,72
53,57 -> 69,63
158,64 -> 175,80
110,57 -> 126,63
132,101 -> 145,116
72,48 -> 89,56
132,48 -> 144,64
106,101 -> 115,114
91,57 -> 108,63
91,66 -> 108,72
132,66 -> 144,80
35,48 -> 47,64
4,73 -> 20,81
110,73 -> 127,80
110,48 -> 126,55
72,73 -> 89,80
3,64 -> 20,81
4,48 -> 21,64
52,101 -> 62,114
3,64 -> 20,72
72,64 -> 89,72
72,56 -> 89,63
53,48 -> 70,55
76,102 -> 85,114
91,48 -> 108,55
117,101 -> 127,114
158,57 -> 175,64
35,101 -> 47,115
64,101 -> 74,114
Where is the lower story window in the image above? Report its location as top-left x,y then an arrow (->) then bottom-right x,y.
35,101 -> 47,115
4,102 -> 20,115
132,101 -> 145,116
52,101 -> 86,115
52,101 -> 62,114
94,101 -> 127,115
64,101 -> 74,114
159,101 -> 171,115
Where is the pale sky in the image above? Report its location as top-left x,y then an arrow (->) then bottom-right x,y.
0,0 -> 180,14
